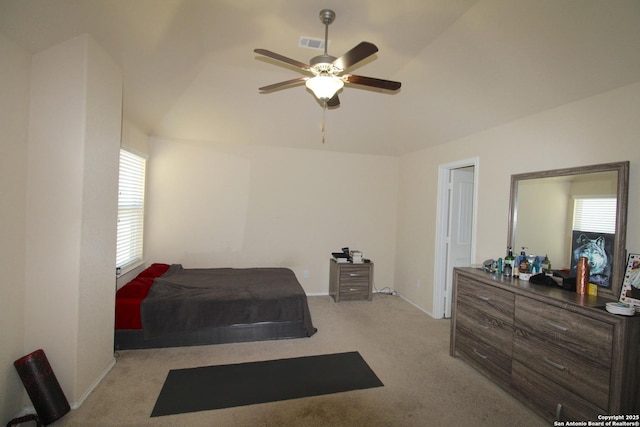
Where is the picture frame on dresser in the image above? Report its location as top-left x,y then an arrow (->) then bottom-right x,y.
619,253 -> 640,308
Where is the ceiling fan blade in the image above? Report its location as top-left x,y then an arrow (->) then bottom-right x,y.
258,77 -> 307,92
345,74 -> 402,91
254,49 -> 310,71
333,42 -> 378,71
327,94 -> 340,107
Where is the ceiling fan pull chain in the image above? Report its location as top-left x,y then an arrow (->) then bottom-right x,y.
322,103 -> 326,143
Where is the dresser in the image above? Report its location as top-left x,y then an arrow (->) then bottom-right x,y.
329,259 -> 373,302
450,267 -> 640,422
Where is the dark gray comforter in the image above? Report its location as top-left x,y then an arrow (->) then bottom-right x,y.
140,264 -> 316,339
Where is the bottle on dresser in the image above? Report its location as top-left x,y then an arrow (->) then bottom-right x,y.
504,247 -> 515,277
540,254 -> 551,274
518,247 -> 530,273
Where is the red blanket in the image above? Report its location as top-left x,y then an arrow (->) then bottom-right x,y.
115,263 -> 170,329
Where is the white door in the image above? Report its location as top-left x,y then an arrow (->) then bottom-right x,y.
444,167 -> 474,317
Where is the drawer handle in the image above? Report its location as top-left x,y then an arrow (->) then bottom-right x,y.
555,403 -> 563,420
349,273 -> 362,277
477,294 -> 490,302
547,321 -> 568,332
473,349 -> 488,359
348,288 -> 360,291
543,356 -> 566,371
474,320 -> 490,330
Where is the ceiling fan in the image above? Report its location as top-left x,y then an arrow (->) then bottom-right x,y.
254,9 -> 401,108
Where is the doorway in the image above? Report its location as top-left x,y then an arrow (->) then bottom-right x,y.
433,158 -> 478,318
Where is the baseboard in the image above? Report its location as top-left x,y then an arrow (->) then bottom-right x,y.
398,294 -> 435,318
71,357 -> 117,409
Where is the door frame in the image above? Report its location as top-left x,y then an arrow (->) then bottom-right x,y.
432,157 -> 479,319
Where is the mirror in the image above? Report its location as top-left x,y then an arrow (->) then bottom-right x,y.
507,161 -> 629,299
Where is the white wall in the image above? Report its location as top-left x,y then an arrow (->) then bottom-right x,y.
516,178 -> 570,267
395,82 -> 640,314
0,33 -> 31,422
76,35 -> 123,401
145,139 -> 399,294
25,34 -> 121,404
121,117 -> 149,157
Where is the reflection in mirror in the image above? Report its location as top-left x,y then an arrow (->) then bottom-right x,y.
516,172 -> 617,270
508,162 -> 629,299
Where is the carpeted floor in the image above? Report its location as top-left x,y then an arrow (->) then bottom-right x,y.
56,295 -> 547,426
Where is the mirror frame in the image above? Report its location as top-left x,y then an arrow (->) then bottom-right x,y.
507,161 -> 629,300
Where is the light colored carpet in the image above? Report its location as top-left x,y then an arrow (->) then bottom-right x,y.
57,295 -> 547,426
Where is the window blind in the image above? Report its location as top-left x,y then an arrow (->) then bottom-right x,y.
572,197 -> 617,234
116,150 -> 146,269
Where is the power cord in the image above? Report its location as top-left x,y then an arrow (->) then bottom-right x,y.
374,284 -> 397,297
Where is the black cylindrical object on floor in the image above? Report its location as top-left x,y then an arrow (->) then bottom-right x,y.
14,349 -> 70,425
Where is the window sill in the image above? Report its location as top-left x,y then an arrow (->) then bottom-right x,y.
116,260 -> 145,278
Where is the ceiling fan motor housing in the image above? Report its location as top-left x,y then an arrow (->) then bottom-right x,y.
319,9 -> 336,25
309,54 -> 342,76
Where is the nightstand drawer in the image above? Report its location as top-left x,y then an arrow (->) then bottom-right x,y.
339,265 -> 371,283
338,284 -> 370,300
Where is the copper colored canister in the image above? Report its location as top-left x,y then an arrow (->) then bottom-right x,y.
576,256 -> 590,295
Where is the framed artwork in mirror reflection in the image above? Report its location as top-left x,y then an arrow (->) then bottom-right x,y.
570,231 -> 615,289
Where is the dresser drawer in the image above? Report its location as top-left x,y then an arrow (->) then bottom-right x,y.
514,296 -> 613,364
456,301 -> 513,357
456,330 -> 511,387
514,332 -> 610,409
456,276 -> 514,324
513,361 -> 604,421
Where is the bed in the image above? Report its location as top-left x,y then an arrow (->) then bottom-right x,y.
114,263 -> 317,350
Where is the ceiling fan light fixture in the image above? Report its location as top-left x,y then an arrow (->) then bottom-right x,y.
305,75 -> 344,101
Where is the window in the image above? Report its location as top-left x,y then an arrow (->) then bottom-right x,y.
572,196 -> 617,234
116,150 -> 146,272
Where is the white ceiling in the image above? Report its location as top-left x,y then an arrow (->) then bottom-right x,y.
1,0 -> 639,155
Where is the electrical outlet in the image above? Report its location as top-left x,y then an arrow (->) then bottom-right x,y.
303,270 -> 310,279
416,279 -> 421,288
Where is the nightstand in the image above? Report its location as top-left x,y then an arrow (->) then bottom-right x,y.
329,259 -> 373,302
